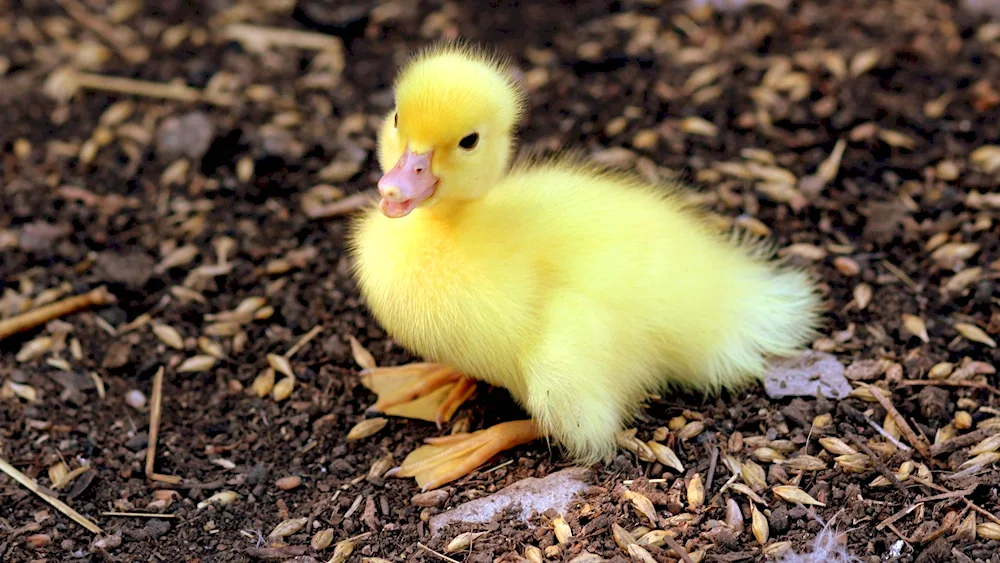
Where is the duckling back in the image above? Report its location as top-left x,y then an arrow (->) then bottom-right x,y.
467,160 -> 823,462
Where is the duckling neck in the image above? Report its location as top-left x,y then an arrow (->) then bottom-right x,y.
415,197 -> 474,224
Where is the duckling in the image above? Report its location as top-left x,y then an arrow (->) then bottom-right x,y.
348,42 -> 823,490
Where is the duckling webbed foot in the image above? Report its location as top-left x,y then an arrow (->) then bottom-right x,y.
388,419 -> 542,490
360,362 -> 477,426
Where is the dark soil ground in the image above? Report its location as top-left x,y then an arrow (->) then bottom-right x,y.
2,0 -> 1000,561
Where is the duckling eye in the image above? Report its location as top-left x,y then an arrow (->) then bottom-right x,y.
393,112 -> 398,128
459,132 -> 479,150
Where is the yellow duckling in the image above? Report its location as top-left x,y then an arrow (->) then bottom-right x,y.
349,42 -> 823,490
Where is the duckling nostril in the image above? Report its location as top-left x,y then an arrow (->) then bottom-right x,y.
414,167 -> 424,174
382,185 -> 401,200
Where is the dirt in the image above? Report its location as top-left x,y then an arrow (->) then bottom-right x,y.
2,0 -> 1000,561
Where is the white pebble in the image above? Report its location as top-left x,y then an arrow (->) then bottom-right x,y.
125,390 -> 147,409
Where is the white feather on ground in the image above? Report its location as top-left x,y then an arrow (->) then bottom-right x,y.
777,525 -> 860,563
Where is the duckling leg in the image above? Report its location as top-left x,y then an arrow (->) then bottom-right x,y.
360,363 -> 477,426
389,419 -> 543,491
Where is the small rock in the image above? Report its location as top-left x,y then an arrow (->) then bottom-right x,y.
95,251 -> 156,289
155,112 -> 215,161
27,534 -> 51,548
768,505 -> 790,534
917,386 -> 952,421
763,351 -> 851,400
124,432 -> 149,452
101,337 -> 136,370
275,476 -> 302,490
429,467 -> 591,536
143,519 -> 171,539
90,534 -> 122,552
247,463 -> 269,485
17,222 -> 71,254
963,0 -> 1000,17
125,390 -> 147,410
329,459 -> 353,475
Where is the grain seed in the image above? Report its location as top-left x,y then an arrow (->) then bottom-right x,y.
347,418 -> 387,441
751,504 -> 769,544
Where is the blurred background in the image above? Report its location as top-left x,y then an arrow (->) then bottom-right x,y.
1,0 -> 999,561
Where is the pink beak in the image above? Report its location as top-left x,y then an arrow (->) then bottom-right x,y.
377,149 -> 439,218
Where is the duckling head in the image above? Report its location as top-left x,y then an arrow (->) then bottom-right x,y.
375,42 -> 526,218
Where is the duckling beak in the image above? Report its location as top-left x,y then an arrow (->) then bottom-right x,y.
377,149 -> 439,218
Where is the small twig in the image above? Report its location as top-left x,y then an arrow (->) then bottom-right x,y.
482,459 -> 513,474
223,23 -> 344,53
915,485 -> 977,503
417,542 -> 461,563
62,71 -> 234,106
150,473 -> 182,485
145,367 -> 165,478
284,326 -> 322,359
623,478 -> 669,485
662,533 -> 696,563
705,443 -> 719,492
841,402 -> 911,451
880,259 -> 919,290
965,499 -> 1000,527
930,427 -> 995,457
876,502 -> 922,531
846,434 -> 908,497
0,286 -> 115,341
102,512 -> 176,519
863,384 -> 932,459
304,190 -> 377,219
0,457 -> 102,533
54,0 -> 138,61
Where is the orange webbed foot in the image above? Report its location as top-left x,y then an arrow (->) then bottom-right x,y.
360,362 -> 477,426
388,419 -> 542,490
